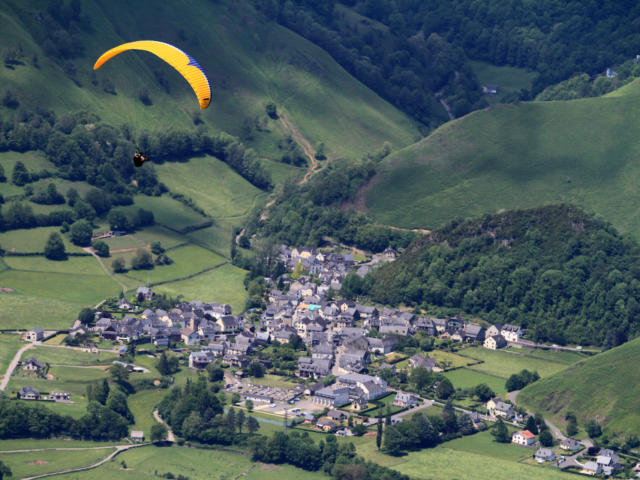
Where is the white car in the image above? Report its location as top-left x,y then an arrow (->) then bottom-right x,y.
269,403 -> 276,408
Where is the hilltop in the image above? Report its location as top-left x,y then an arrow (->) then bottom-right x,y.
365,78 -> 640,239
365,205 -> 640,346
518,336 -> 640,438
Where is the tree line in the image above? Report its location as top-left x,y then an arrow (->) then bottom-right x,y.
366,205 -> 640,347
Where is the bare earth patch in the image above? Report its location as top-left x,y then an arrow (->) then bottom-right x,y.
0,287 -> 14,293
29,460 -> 48,465
260,464 -> 281,471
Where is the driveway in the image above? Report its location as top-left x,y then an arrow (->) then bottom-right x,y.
0,342 -> 34,390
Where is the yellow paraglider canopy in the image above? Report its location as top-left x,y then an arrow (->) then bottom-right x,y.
94,40 -> 211,109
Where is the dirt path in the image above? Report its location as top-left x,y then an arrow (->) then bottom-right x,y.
21,444 -> 149,480
83,247 -> 128,294
0,342 -> 33,390
278,112 -> 317,184
153,409 -> 176,442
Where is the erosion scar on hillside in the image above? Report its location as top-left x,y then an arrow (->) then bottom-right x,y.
278,112 -> 317,183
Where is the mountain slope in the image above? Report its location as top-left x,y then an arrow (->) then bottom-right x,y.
365,79 -> 640,238
0,0 -> 420,161
519,337 -> 640,438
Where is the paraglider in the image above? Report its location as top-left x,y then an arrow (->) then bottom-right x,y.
133,150 -> 149,168
93,40 -> 211,109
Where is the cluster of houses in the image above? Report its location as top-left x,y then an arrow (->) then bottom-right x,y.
16,356 -> 71,402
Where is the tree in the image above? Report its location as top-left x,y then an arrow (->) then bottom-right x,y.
206,363 -> 224,382
436,377 -> 454,399
66,187 -> 79,206
458,413 -> 476,436
566,417 -> 578,437
409,367 -> 431,392
265,102 -> 278,119
151,423 -> 168,442
112,257 -> 125,273
93,240 -> 110,257
131,248 -> 153,270
108,210 -> 130,232
237,409 -> 246,433
156,352 -> 178,376
44,232 -> 66,260
385,405 -> 392,426
245,399 -> 254,412
151,241 -> 164,255
586,419 -> 602,438
106,388 -> 134,423
231,392 -> 241,405
0,460 -> 12,480
383,425 -> 404,455
376,417 -> 383,450
525,415 -> 539,435
70,219 -> 93,246
474,383 -> 495,402
78,307 -> 95,325
247,416 -> 260,434
109,363 -> 130,384
248,362 -> 265,378
87,378 -> 109,404
491,418 -> 510,443
539,429 -> 553,447
11,161 -> 30,186
0,163 -> 5,182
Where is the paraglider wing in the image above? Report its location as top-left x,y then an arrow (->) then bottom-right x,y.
94,40 -> 211,109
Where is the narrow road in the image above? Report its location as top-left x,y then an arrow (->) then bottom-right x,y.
508,390 -> 568,442
21,443 -> 149,480
0,342 -> 33,390
153,409 -> 176,442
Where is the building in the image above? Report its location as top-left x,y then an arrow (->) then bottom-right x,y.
500,324 -> 523,342
131,430 -> 145,442
24,327 -> 44,342
393,392 -> 419,408
535,448 -> 556,462
367,337 -> 397,354
189,351 -> 213,369
581,461 -> 602,475
136,286 -> 155,301
484,334 -> 507,350
486,398 -> 515,419
316,419 -> 339,432
408,354 -> 437,371
313,387 -> 350,407
327,409 -> 348,422
512,430 -> 536,446
298,357 -> 332,379
560,438 -> 581,451
19,386 -> 41,400
181,328 -> 200,346
23,357 -> 44,371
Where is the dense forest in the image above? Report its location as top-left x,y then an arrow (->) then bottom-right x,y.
365,205 -> 640,346
243,150 -> 416,253
252,0 -> 640,126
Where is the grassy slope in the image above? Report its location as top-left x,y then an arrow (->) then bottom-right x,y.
367,79 -> 640,238
519,337 -> 640,437
0,0 -> 419,161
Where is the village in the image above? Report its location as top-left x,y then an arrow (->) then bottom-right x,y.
11,245 -> 639,478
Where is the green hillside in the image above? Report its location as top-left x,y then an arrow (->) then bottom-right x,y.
519,337 -> 640,438
366,79 -> 640,238
0,0 -> 419,161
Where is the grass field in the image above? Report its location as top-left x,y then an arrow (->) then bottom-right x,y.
127,389 -> 167,436
0,334 -> 23,377
444,368 -> 507,395
0,293 -> 87,330
131,226 -> 186,249
0,438 -> 122,450
460,347 -> 573,379
441,429 -> 530,461
155,155 -> 266,221
367,81 -> 640,239
0,227 -> 85,253
121,196 -> 209,233
29,346 -> 117,366
359,392 -> 404,417
185,221 -> 235,258
519,336 -> 640,438
3,256 -> 106,276
0,446 -> 115,479
153,263 -> 248,313
125,244 -> 226,284
469,61 -> 538,105
430,350 -> 477,369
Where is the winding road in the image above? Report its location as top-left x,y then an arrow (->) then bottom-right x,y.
153,409 -> 176,442
0,341 -> 34,391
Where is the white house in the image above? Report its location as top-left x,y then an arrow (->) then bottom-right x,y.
500,324 -> 523,342
484,334 -> 507,350
24,327 -> 44,342
512,430 -> 536,446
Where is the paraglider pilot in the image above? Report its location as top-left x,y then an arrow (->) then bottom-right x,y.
133,150 -> 149,168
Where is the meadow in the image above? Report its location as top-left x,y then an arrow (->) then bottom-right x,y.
121,196 -> 210,233
153,263 -> 248,313
250,374 -> 299,389
459,346 -> 573,379
443,368 -> 507,395
0,227 -> 85,253
0,446 -> 115,480
0,292 -> 84,330
367,81 -> 640,240
0,334 -> 23,376
519,336 -> 640,437
127,389 -> 167,436
52,445 -> 328,480
469,61 -> 538,104
429,350 -> 477,369
29,345 -> 117,366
